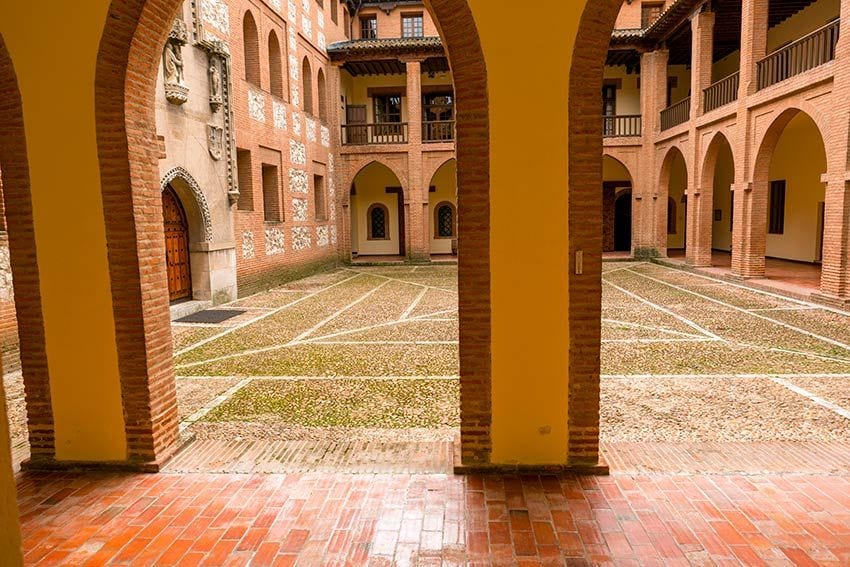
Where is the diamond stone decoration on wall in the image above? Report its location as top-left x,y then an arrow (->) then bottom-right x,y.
321,125 -> 330,147
306,118 -> 317,142
302,16 -> 312,39
301,0 -> 310,12
202,0 -> 230,35
317,226 -> 329,247
289,169 -> 309,193
292,198 -> 308,221
288,25 -> 297,50
288,0 -> 297,21
291,110 -> 302,136
318,32 -> 326,51
292,227 -> 312,250
317,10 -> 325,28
290,140 -> 306,165
248,90 -> 265,122
290,83 -> 300,107
242,231 -> 255,259
268,0 -> 281,12
289,54 -> 299,80
330,225 -> 338,246
327,152 -> 335,173
273,101 -> 288,130
265,227 -> 285,256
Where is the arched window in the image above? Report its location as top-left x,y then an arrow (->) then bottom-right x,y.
268,30 -> 284,99
434,201 -> 456,238
367,204 -> 390,240
302,57 -> 313,115
317,69 -> 327,123
667,197 -> 677,234
243,12 -> 261,87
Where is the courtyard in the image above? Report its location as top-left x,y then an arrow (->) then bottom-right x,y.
6,262 -> 850,474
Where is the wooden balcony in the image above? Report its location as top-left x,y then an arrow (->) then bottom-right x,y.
341,122 -> 409,145
757,20 -> 839,90
603,115 -> 642,138
423,120 -> 455,142
660,97 -> 690,131
704,71 -> 740,113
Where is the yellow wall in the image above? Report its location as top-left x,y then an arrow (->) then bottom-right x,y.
711,143 -> 734,252
428,159 -> 456,254
340,70 -> 454,123
667,153 -> 687,250
351,163 -> 403,255
766,112 -> 827,262
0,2 -> 127,462
603,156 -> 631,182
603,66 -> 641,116
668,65 -> 691,106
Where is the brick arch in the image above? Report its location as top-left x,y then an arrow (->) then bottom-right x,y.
345,158 -> 408,198
423,157 -> 456,188
700,131 -> 736,193
602,153 -> 635,184
752,107 -> 828,187
567,0 -> 624,466
0,33 -> 55,463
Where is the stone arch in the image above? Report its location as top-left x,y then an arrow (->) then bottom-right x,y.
0,33 -> 54,462
567,0 -> 624,465
160,167 -> 213,243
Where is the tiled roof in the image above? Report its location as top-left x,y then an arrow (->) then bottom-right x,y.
327,36 -> 444,59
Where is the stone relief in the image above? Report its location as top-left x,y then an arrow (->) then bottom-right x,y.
207,125 -> 224,160
289,169 -> 309,193
242,231 -> 256,259
248,90 -> 265,122
273,101 -> 288,130
290,140 -> 307,165
161,167 -> 214,241
291,110 -> 302,136
292,198 -> 309,221
321,125 -> 330,147
306,118 -> 317,143
317,226 -> 329,247
265,227 -> 286,255
201,0 -> 230,35
163,19 -> 189,105
208,59 -> 223,111
292,227 -> 312,251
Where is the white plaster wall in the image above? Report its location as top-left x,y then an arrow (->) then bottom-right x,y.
603,66 -> 641,116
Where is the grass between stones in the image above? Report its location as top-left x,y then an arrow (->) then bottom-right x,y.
203,378 -> 460,428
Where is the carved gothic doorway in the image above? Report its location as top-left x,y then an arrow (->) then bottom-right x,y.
162,185 -> 193,302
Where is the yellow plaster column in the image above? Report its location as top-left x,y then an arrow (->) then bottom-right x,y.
0,1 -> 127,462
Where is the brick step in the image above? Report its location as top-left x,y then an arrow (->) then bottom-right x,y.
163,438 -> 454,474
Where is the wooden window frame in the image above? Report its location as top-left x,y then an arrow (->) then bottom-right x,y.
434,201 -> 456,239
401,12 -> 424,38
367,203 -> 390,240
769,180 -> 786,235
360,14 -> 377,39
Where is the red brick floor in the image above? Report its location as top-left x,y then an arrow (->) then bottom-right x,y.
16,471 -> 850,565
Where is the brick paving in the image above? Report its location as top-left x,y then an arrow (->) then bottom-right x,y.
16,470 -> 850,565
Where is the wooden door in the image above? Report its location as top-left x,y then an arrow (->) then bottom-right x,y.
346,105 -> 367,144
162,185 -> 192,302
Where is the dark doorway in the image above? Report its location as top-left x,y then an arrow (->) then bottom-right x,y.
162,185 -> 192,302
614,192 -> 632,252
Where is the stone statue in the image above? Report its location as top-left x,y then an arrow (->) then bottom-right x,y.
164,42 -> 184,85
209,62 -> 221,99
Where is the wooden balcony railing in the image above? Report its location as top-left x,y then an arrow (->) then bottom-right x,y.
603,115 -> 642,137
660,97 -> 690,131
423,120 -> 455,142
704,71 -> 740,113
757,20 -> 839,90
341,122 -> 408,145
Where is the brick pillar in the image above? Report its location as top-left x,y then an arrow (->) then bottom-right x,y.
732,0 -> 769,278
404,58 -> 429,261
687,9 -> 715,267
635,49 -> 668,258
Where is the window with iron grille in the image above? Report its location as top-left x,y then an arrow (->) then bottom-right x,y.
368,204 -> 389,240
769,180 -> 786,234
360,15 -> 377,39
436,204 -> 454,238
402,14 -> 424,38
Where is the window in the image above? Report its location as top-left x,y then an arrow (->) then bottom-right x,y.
435,202 -> 455,238
314,174 -> 326,221
667,197 -> 677,234
268,30 -> 284,99
367,204 -> 390,240
360,15 -> 377,39
237,149 -> 253,211
769,180 -> 786,234
331,0 -> 338,25
641,1 -> 664,28
602,84 -> 617,136
243,12 -> 261,87
302,57 -> 313,114
423,91 -> 453,121
402,13 -> 424,38
374,94 -> 402,123
262,164 -> 282,222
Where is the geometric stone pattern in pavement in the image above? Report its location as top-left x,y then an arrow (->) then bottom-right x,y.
16,471 -> 850,565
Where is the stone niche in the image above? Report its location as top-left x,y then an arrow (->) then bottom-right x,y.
164,19 -> 190,105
